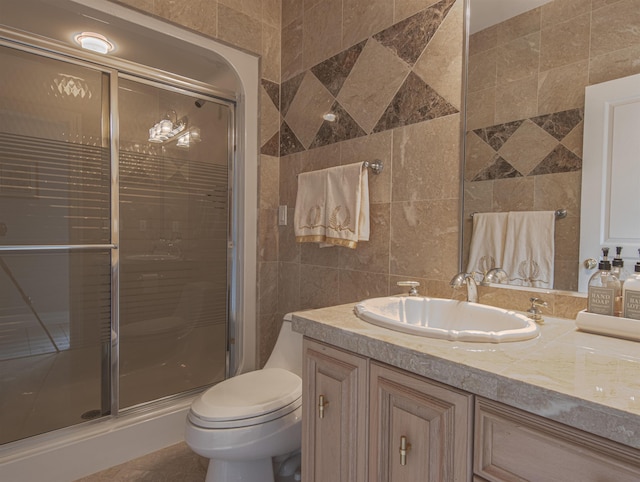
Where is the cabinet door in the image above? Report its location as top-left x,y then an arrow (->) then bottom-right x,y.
475,398 -> 640,481
302,339 -> 368,482
369,362 -> 473,482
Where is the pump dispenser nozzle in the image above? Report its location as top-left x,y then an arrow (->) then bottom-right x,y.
599,247 -> 611,270
636,249 -> 640,274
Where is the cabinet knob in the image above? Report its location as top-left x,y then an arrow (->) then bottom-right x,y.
399,435 -> 412,466
318,395 -> 329,419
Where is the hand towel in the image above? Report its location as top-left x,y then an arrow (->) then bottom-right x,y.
294,162 -> 369,249
466,212 -> 508,275
502,211 -> 555,288
294,168 -> 327,244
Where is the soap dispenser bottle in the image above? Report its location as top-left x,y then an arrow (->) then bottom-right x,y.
588,247 -> 621,316
611,246 -> 630,284
622,249 -> 640,320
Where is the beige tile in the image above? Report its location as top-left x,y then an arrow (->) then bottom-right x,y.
301,142 -> 341,172
590,0 -> 640,58
339,270 -> 389,304
494,74 -> 538,125
278,262 -> 301,313
496,33 -> 540,84
554,216 -> 580,261
478,285 -> 546,312
541,0 -> 591,27
263,0 -> 282,27
561,121 -> 584,157
262,23 -> 281,83
469,25 -> 498,56
219,0 -> 263,21
343,0 -> 394,47
394,0 -> 440,22
337,39 -> 411,134
303,0 -> 343,69
339,130 -> 393,204
154,0 -> 217,37
259,312 -> 281,366
553,292 -> 587,318
284,72 -> 334,148
282,16 -> 303,81
553,260 -> 580,292
304,0 -> 323,10
465,87 -> 496,131
117,0 -> 153,12
389,199 -> 460,280
464,132 -> 497,181
498,120 -> 558,175
589,44 -> 640,85
259,261 -> 279,314
537,60 -> 588,115
338,203 -> 391,273
259,208 -> 278,261
463,180 -> 494,217
300,242 -> 340,267
259,155 -> 279,210
279,207 -> 300,262
299,265 -> 341,309
279,150 -> 304,207
392,114 -> 461,202
497,7 -> 541,45
412,0 -> 464,109
466,48 -> 497,93
492,176 -> 535,211
218,4 -> 262,54
282,0 -> 303,27
539,13 -> 590,72
261,86 -> 280,147
533,171 -> 582,218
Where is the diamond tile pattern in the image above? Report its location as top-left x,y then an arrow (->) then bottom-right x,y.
467,107 -> 584,181
279,0 -> 460,157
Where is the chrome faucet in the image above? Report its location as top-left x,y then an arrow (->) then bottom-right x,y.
450,272 -> 479,303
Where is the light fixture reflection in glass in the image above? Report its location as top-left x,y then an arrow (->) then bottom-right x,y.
148,112 -> 186,143
322,113 -> 337,122
74,32 -> 114,54
176,128 -> 201,148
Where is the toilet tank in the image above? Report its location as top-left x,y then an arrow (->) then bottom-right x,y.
263,313 -> 303,377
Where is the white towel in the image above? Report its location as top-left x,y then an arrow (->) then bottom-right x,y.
294,162 -> 369,249
502,211 -> 555,288
466,212 -> 508,275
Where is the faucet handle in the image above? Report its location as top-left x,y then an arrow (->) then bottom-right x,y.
397,281 -> 420,296
527,297 -> 547,324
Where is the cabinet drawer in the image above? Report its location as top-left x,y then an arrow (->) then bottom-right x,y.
475,398 -> 640,481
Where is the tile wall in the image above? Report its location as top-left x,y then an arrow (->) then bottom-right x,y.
464,0 -> 640,292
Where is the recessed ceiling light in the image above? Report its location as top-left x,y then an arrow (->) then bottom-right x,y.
74,32 -> 114,54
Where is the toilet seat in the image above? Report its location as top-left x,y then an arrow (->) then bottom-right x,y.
189,368 -> 302,429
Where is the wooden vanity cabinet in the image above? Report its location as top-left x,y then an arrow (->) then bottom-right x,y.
302,339 -> 472,482
369,361 -> 473,482
474,398 -> 640,481
302,339 -> 369,482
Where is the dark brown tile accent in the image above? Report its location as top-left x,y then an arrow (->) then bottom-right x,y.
281,72 -> 305,116
261,130 -> 280,156
531,108 -> 584,141
373,72 -> 458,133
309,101 -> 367,148
529,144 -> 582,175
473,120 -> 525,151
280,121 -> 306,156
373,0 -> 456,65
472,157 -> 523,181
310,40 -> 367,97
261,78 -> 280,112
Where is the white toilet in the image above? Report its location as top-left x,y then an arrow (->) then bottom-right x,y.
185,313 -> 303,482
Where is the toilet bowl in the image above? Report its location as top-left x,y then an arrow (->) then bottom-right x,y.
185,313 -> 303,482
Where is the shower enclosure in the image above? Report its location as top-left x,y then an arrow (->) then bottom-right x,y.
0,40 -> 234,445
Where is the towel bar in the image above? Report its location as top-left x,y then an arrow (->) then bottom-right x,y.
363,160 -> 383,175
470,209 -> 566,219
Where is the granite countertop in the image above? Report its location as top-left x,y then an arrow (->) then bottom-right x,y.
292,303 -> 640,450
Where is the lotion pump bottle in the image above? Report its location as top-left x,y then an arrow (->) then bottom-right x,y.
612,246 -> 630,284
588,247 -> 621,316
622,249 -> 640,320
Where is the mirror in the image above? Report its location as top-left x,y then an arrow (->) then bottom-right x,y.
462,0 -> 640,293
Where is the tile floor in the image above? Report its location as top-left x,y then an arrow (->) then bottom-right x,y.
75,442 -> 302,481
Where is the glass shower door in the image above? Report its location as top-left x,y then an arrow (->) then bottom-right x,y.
117,77 -> 230,409
0,46 -> 112,444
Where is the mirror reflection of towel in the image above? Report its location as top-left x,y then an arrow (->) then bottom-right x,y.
466,212 -> 508,275
294,162 -> 369,249
502,211 -> 555,289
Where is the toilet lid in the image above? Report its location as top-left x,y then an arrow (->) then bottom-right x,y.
190,368 -> 302,422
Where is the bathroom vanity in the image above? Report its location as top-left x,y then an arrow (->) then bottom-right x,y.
292,304 -> 640,481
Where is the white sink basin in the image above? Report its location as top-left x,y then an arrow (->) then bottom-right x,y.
354,296 -> 539,343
